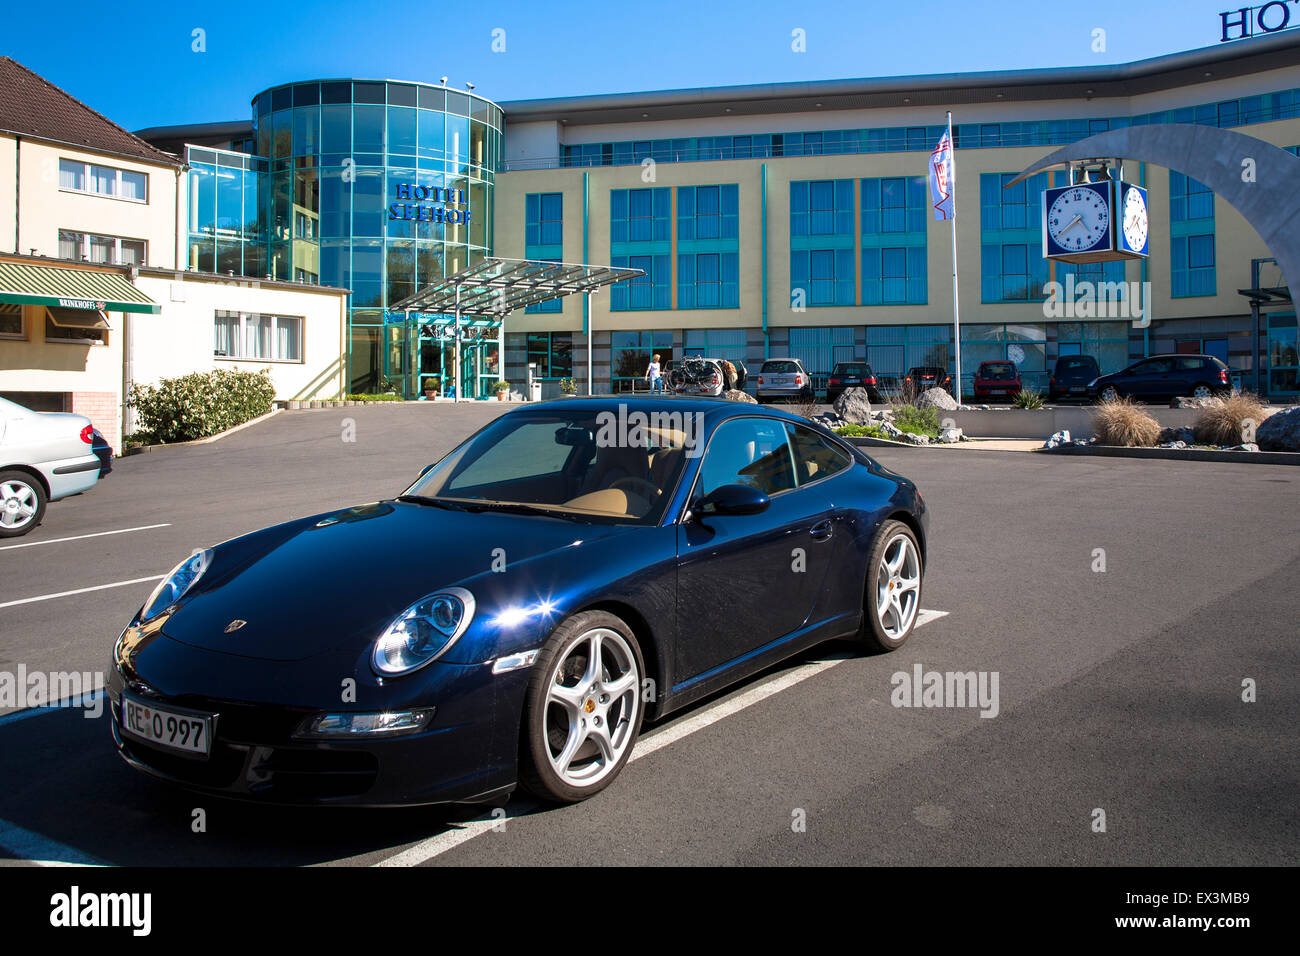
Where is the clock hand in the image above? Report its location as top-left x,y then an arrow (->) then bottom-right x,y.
1061,215 -> 1085,233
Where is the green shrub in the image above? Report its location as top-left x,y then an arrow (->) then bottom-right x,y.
127,368 -> 275,443
891,403 -> 940,437
347,393 -> 405,402
1013,388 -> 1045,409
834,423 -> 887,439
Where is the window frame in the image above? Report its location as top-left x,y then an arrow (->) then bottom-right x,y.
58,229 -> 147,266
213,311 -> 305,363
0,304 -> 25,341
58,159 -> 149,204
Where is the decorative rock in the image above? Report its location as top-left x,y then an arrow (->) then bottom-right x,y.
1042,429 -> 1072,450
832,387 -> 873,424
1158,425 -> 1197,444
1225,443 -> 1260,452
1256,406 -> 1300,451
916,387 -> 958,411
1171,396 -> 1216,409
1159,440 -> 1189,449
724,389 -> 757,404
939,426 -> 963,443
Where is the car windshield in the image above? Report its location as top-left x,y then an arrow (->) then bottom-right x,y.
762,361 -> 800,373
406,410 -> 693,524
981,363 -> 1015,379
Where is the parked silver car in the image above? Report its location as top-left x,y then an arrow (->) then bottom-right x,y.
756,358 -> 815,404
0,397 -> 109,537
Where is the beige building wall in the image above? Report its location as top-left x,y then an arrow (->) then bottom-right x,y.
1,136 -> 180,268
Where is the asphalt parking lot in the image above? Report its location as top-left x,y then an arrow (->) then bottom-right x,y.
1,402 -> 1296,866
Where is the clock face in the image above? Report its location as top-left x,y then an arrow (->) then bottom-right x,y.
1047,186 -> 1111,252
1121,185 -> 1149,251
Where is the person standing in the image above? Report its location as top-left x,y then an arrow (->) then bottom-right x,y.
645,353 -> 664,394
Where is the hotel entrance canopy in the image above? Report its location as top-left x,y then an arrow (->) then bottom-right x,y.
390,257 -> 643,321
390,257 -> 643,399
0,259 -> 160,314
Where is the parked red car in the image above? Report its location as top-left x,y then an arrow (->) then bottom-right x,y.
972,361 -> 1022,402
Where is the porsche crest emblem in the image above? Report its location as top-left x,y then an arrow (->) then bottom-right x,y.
223,620 -> 247,633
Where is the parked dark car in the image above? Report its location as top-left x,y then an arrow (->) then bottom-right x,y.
904,366 -> 952,398
756,358 -> 815,403
826,362 -> 881,403
971,361 -> 1022,402
1087,354 -> 1231,403
1048,355 -> 1101,403
108,399 -> 929,807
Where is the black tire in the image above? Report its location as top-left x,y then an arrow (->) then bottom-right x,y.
0,470 -> 47,538
858,519 -> 924,653
1099,385 -> 1121,403
518,610 -> 646,804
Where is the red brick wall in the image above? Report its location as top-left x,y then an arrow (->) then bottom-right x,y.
70,390 -> 121,454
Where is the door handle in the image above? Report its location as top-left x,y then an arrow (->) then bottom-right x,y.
810,519 -> 833,540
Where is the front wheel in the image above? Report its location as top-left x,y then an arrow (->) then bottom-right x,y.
519,611 -> 645,804
859,519 -> 923,652
0,471 -> 47,538
1099,385 -> 1120,402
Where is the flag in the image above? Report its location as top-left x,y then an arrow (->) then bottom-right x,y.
929,127 -> 955,221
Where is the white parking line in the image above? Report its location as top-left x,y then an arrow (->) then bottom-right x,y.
0,819 -> 106,867
0,575 -> 164,610
375,609 -> 949,867
0,690 -> 104,729
0,523 -> 171,552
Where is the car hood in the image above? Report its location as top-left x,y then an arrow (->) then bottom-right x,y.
160,500 -> 634,662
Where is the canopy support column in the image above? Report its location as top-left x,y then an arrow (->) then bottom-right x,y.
454,284 -> 461,404
586,289 -> 594,396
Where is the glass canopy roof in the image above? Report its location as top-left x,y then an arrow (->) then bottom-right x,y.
389,257 -> 644,319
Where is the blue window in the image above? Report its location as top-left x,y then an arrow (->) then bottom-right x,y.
611,254 -> 670,311
1170,172 -> 1214,222
525,193 -> 563,248
791,248 -> 855,307
791,180 -> 854,237
611,188 -> 670,243
862,177 -> 928,305
684,328 -> 747,357
678,252 -> 739,309
677,185 -> 739,241
980,172 -> 1050,302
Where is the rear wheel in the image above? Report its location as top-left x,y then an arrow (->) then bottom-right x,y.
519,611 -> 645,804
1100,385 -> 1120,402
1191,383 -> 1213,399
859,520 -> 923,652
0,471 -> 46,538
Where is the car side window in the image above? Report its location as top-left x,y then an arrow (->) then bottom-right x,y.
786,424 -> 851,485
1176,357 -> 1203,370
696,418 -> 798,499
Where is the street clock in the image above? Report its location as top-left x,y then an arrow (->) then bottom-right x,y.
1042,180 -> 1149,263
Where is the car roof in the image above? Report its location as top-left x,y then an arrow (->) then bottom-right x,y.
522,395 -> 810,426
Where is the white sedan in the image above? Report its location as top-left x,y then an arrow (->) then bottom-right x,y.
0,397 -> 110,537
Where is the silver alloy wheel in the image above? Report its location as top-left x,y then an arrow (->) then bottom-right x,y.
1100,385 -> 1120,402
876,533 -> 921,640
0,480 -> 38,530
544,627 -> 641,788
1192,385 -> 1212,398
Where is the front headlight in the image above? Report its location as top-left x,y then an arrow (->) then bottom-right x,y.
372,587 -> 475,676
140,550 -> 212,622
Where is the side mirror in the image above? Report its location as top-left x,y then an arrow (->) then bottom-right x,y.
694,483 -> 770,517
416,463 -> 435,482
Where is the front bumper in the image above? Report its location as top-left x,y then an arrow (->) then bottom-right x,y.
107,646 -> 527,807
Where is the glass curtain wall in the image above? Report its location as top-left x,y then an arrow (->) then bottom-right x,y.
250,80 -> 503,396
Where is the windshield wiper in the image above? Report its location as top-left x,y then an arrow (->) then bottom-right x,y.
396,494 -> 469,511
462,501 -> 580,520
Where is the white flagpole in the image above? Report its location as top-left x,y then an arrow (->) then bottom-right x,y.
947,111 -> 963,405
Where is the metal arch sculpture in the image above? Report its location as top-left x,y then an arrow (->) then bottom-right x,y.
1006,124 -> 1300,291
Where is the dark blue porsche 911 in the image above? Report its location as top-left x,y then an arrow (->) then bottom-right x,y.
109,398 -> 928,806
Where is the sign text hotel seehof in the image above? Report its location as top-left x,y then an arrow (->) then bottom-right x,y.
389,183 -> 471,225
1220,1 -> 1300,40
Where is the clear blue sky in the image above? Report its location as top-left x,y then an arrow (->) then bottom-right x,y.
2,0 -> 1248,131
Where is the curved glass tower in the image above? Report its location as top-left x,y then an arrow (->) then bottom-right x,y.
250,79 -> 502,397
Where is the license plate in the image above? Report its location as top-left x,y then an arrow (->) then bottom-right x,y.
991,389 -> 1006,395
121,694 -> 214,757
1070,386 -> 1085,393
845,378 -> 859,384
